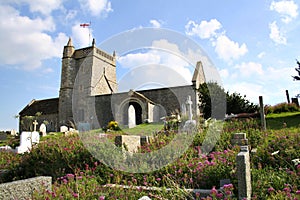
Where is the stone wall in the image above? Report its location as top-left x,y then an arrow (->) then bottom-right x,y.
0,176 -> 52,200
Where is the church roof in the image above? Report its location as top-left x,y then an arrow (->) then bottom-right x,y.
19,98 -> 59,116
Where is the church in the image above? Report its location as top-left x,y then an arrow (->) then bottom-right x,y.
19,38 -> 206,132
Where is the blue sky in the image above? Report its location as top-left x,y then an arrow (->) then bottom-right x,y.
0,0 -> 300,130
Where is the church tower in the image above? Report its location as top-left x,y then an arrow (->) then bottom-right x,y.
58,38 -> 117,127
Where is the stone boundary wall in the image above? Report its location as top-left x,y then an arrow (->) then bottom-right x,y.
0,176 -> 52,200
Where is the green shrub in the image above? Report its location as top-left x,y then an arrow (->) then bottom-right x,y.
266,102 -> 300,114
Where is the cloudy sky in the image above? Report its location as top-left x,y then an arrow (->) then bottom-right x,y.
0,0 -> 300,130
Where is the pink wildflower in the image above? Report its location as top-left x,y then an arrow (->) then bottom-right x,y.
72,193 -> 79,198
99,196 -> 105,200
210,186 -> 218,195
268,187 -> 275,193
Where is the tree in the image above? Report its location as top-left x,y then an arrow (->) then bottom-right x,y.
198,82 -> 226,119
226,92 -> 258,114
198,82 -> 258,119
292,59 -> 300,81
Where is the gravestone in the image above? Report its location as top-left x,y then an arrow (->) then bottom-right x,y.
128,105 -> 136,128
115,135 -> 152,153
10,129 -> 17,136
0,132 -> 7,141
236,146 -> 251,199
15,131 -> 40,154
78,122 -> 90,132
231,133 -> 248,146
183,96 -> 196,133
60,126 -> 68,133
39,123 -> 47,137
186,96 -> 193,120
15,132 -> 32,154
32,120 -> 38,132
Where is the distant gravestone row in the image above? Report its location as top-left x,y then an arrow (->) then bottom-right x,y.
0,120 -> 47,154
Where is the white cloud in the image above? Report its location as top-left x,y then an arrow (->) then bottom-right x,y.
150,19 -> 162,28
79,0 -> 113,17
213,35 -> 248,62
257,52 -> 266,58
4,0 -> 64,16
234,62 -> 264,77
269,21 -> 287,45
71,23 -> 94,48
117,40 -> 194,90
270,0 -> 298,23
219,69 -> 229,79
185,19 -> 222,39
0,5 -> 68,70
118,52 -> 161,68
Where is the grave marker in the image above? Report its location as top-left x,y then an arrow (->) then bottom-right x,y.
33,120 -> 38,132
236,146 -> 252,199
39,123 -> 47,137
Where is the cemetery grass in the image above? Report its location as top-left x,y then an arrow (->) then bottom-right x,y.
266,111 -> 300,130
0,118 -> 299,199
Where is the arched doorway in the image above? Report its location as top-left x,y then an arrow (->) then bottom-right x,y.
129,101 -> 142,125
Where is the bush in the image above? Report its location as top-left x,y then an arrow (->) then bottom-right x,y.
106,121 -> 121,131
265,102 -> 300,114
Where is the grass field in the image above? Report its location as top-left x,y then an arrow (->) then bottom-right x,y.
266,111 -> 300,130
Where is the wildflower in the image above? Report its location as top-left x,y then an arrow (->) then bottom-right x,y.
66,174 -> 75,179
99,196 -> 105,200
271,150 -> 279,155
268,187 -> 275,193
216,193 -> 223,198
156,178 -> 161,181
292,158 -> 300,166
210,186 -> 218,195
72,193 -> 79,198
296,190 -> 300,194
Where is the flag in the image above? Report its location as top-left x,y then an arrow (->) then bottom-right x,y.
80,23 -> 90,28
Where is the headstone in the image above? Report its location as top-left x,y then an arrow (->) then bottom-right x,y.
39,123 -> 47,137
291,97 -> 299,107
15,132 -> 32,153
0,133 -> 7,141
183,96 -> 196,133
186,96 -> 193,121
128,105 -> 136,128
236,146 -> 251,199
10,129 -> 17,136
78,122 -> 90,132
32,120 -> 38,132
60,126 -> 68,133
115,135 -> 152,154
231,133 -> 248,146
31,131 -> 40,144
15,131 -> 40,154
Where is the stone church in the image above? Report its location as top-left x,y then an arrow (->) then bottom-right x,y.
19,38 -> 206,132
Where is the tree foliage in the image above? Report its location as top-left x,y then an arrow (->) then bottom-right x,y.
198,82 -> 258,119
198,82 -> 226,119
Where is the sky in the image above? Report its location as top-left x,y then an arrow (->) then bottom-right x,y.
0,0 -> 300,131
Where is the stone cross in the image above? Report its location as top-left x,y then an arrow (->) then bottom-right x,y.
186,96 -> 193,121
33,120 -> 38,132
